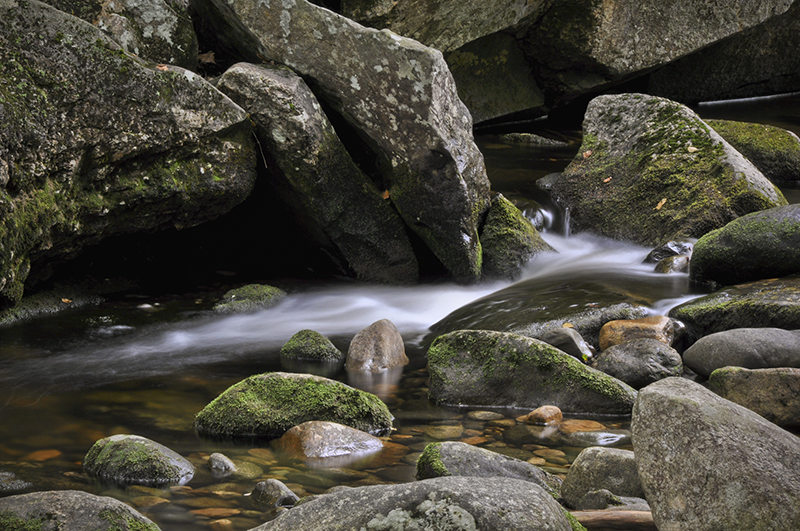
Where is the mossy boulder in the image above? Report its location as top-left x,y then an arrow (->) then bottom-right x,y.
213,284 -> 287,314
669,276 -> 800,342
427,330 -> 637,415
479,194 -> 554,280
689,204 -> 800,287
194,372 -> 393,439
281,330 -> 343,362
706,119 -> 800,183
0,490 -> 161,531
0,0 -> 256,310
550,94 -> 786,246
83,434 -> 194,487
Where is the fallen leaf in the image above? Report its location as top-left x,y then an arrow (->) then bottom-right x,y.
603,177 -> 612,183
382,190 -> 390,199
61,298 -> 72,303
155,64 -> 169,71
198,51 -> 216,65
582,150 -> 593,159
655,198 -> 667,210
562,323 -> 574,328
687,146 -> 699,153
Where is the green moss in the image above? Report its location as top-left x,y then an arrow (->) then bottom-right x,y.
562,509 -> 588,531
98,509 -> 160,531
0,512 -> 51,531
280,329 -> 343,361
214,284 -> 287,314
415,442 -> 450,480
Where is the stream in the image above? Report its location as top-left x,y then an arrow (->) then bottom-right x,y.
0,93 -> 799,530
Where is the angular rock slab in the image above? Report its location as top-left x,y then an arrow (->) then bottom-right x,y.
83,434 -> 194,487
561,447 -> 644,510
192,0 -> 491,281
428,330 -> 637,415
709,366 -> 800,428
550,94 -> 785,246
689,203 -> 800,286
194,372 -> 393,439
0,0 -> 256,309
0,490 -> 161,531
249,476 -> 574,531
217,63 -> 419,284
632,377 -> 800,531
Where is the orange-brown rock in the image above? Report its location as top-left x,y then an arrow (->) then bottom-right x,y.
599,315 -> 674,351
522,405 -> 563,426
558,419 -> 606,434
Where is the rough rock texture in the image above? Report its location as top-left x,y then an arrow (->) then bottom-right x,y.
250,479 -> 299,511
346,319 -> 408,372
689,204 -> 800,286
415,442 -> 562,498
632,377 -> 800,531
273,421 -> 384,459
669,276 -> 800,342
0,490 -> 161,531
593,338 -> 682,390
0,470 -> 33,493
207,452 -> 236,477
479,194 -> 554,281
550,94 -> 786,246
0,0 -> 256,310
707,120 -> 800,183
709,366 -> 800,428
281,329 -> 343,362
216,63 -> 419,284
213,284 -> 287,314
83,434 -> 194,487
561,447 -> 644,510
194,372 -> 393,439
682,328 -> 800,378
248,476 -> 574,531
427,330 -> 637,415
190,0 -> 491,282
598,315 -> 675,351
43,0 -> 199,69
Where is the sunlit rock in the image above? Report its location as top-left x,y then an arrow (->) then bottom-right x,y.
346,319 -> 408,372
273,421 -> 384,460
598,315 -> 675,351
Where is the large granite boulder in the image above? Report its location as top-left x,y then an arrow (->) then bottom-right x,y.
560,447 -> 644,510
592,338 -> 683,390
669,276 -> 800,342
415,441 -> 562,498
194,372 -> 393,439
248,476 -> 575,531
682,328 -> 800,378
707,120 -> 800,183
689,204 -> 800,286
83,434 -> 194,487
43,0 -> 199,69
632,377 -> 800,531
0,490 -> 161,531
190,0 -> 491,282
0,0 -> 256,310
550,94 -> 786,246
216,62 -> 419,284
709,366 -> 800,428
428,330 -> 637,415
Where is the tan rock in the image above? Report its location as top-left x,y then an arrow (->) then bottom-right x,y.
522,405 -> 563,426
599,315 -> 674,351
558,419 -> 606,434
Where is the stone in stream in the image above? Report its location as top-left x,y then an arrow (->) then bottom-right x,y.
190,0 -> 491,283
427,330 -> 637,415
207,452 -> 237,477
346,319 -> 408,372
709,367 -> 800,428
521,405 -> 563,426
281,330 -> 344,363
0,0 -> 257,311
560,447 -> 645,510
682,328 -> 800,378
598,316 -> 676,351
688,203 -> 800,287
643,239 -> 695,264
592,338 -> 683,390
539,328 -> 596,363
83,434 -> 194,487
415,441 -> 562,499
0,490 -> 161,531
550,94 -> 786,247
653,255 -> 690,274
246,476 -> 574,531
213,284 -> 287,314
273,421 -> 384,459
632,377 -> 800,531
250,479 -> 300,511
194,372 -> 393,439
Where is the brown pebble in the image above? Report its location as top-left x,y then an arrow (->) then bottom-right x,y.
22,449 -> 62,461
190,508 -> 241,519
558,419 -> 606,434
209,519 -> 235,531
460,436 -> 489,446
523,405 -> 563,426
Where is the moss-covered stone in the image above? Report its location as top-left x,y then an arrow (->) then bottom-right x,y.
707,119 -> 800,183
213,284 -> 287,314
83,434 -> 194,487
689,204 -> 800,286
550,94 -> 786,246
194,372 -> 393,439
415,443 -> 450,480
427,330 -> 637,415
479,194 -> 554,280
281,330 -> 343,362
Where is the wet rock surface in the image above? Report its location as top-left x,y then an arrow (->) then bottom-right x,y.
83,434 -> 194,487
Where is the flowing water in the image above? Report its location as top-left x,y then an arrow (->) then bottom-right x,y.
1,93 -> 799,530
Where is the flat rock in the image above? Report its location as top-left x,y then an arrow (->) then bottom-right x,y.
709,366 -> 800,428
683,327 -> 800,377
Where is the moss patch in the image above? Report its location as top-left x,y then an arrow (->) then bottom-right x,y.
213,284 -> 287,314
707,119 -> 800,182
280,329 -> 343,361
415,443 -> 450,480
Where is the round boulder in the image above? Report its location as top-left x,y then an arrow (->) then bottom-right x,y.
598,315 -> 674,351
560,447 -> 644,510
83,434 -> 193,487
346,319 -> 408,372
251,479 -> 300,511
592,338 -> 683,389
213,284 -> 287,314
273,421 -> 384,459
281,330 -> 343,362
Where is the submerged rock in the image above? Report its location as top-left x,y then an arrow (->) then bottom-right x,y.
561,447 -> 645,510
0,0 -> 256,310
250,479 -> 299,511
632,377 -> 800,531
191,0 -> 491,282
689,204 -> 800,287
346,319 -> 408,372
213,284 -> 287,314
281,330 -> 343,362
247,476 -> 574,531
273,421 -> 384,460
0,490 -> 161,531
550,94 -> 785,246
427,330 -> 637,415
83,434 -> 194,487
194,372 -> 393,439
709,366 -> 800,428
682,328 -> 800,377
